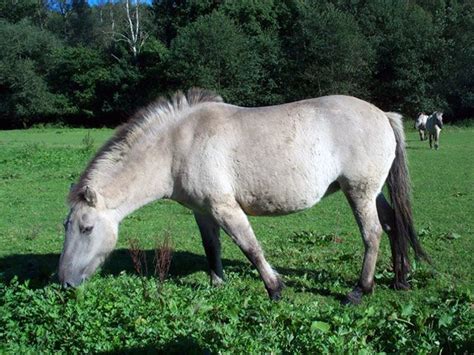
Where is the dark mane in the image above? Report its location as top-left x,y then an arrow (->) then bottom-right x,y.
69,88 -> 223,205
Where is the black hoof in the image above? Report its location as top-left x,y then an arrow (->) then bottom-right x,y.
392,280 -> 410,291
266,278 -> 284,301
341,286 -> 364,306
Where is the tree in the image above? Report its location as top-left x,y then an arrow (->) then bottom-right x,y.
0,0 -> 48,27
440,0 -> 474,119
355,1 -> 449,114
48,46 -> 109,118
152,0 -> 219,47
47,0 -> 97,46
167,11 -> 263,105
220,0 -> 285,105
284,1 -> 374,101
104,0 -> 149,59
0,19 -> 65,127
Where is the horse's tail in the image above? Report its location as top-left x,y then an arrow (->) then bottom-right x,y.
385,112 -> 429,287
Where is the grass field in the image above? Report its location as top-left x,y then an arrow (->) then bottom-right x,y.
0,125 -> 473,353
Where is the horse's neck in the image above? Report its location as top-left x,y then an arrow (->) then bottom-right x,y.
97,136 -> 174,221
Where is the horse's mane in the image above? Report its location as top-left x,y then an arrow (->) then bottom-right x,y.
69,88 -> 223,205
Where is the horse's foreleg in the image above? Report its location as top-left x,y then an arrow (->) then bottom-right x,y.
434,130 -> 440,150
419,130 -> 424,141
210,200 -> 283,300
342,190 -> 383,305
429,134 -> 433,149
194,212 -> 224,286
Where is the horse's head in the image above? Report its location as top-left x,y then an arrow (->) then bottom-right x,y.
415,113 -> 427,129
59,186 -> 118,288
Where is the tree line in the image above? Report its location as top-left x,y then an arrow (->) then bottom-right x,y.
1,0 -> 473,128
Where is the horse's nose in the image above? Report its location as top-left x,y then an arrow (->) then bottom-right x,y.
59,268 -> 83,288
62,281 -> 73,289
61,278 -> 81,289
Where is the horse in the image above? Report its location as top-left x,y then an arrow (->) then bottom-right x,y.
425,112 -> 444,149
59,88 -> 427,305
414,112 -> 429,141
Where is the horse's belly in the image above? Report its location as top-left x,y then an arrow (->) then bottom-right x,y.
233,142 -> 339,216
235,168 -> 335,216
238,194 -> 318,216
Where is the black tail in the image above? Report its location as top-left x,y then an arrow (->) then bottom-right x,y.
385,113 -> 429,287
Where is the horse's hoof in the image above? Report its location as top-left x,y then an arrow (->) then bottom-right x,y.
210,275 -> 225,287
341,286 -> 364,306
392,280 -> 410,291
211,279 -> 224,287
267,278 -> 284,301
269,290 -> 282,301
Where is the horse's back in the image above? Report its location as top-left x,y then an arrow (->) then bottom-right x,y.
172,95 -> 396,215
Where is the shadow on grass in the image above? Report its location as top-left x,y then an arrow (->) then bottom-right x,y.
99,335 -> 209,355
406,145 -> 429,150
0,249 -> 221,288
0,248 -> 354,301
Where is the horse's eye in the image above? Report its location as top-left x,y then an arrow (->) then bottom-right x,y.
80,226 -> 94,235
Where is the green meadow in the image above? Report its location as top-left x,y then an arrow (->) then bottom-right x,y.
0,125 -> 473,353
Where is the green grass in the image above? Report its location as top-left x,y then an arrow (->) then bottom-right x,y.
0,126 -> 473,353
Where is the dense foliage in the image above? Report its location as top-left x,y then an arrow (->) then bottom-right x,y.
0,0 -> 473,127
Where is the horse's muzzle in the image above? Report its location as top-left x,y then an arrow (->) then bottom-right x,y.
58,266 -> 84,288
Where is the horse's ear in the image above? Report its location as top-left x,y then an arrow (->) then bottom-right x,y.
83,186 -> 97,207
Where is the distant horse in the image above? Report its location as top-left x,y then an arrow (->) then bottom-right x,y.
59,89 -> 427,305
414,112 -> 429,141
426,112 -> 444,149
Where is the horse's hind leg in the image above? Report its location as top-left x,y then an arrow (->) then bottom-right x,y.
210,199 -> 283,300
194,212 -> 224,286
375,194 -> 410,290
342,186 -> 383,305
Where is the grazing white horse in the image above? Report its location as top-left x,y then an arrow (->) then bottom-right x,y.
59,89 -> 427,305
425,112 -> 444,149
415,112 -> 429,141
